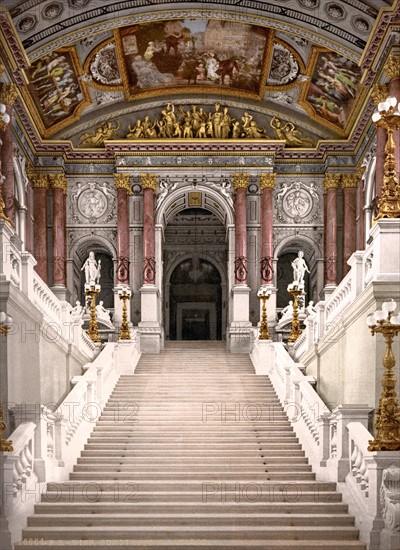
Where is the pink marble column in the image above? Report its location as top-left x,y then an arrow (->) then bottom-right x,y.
341,174 -> 358,275
386,56 -> 400,182
356,169 -> 365,250
25,171 -> 33,253
0,85 -> 19,226
375,123 -> 386,201
32,175 -> 49,282
140,174 -> 157,285
233,173 -> 249,285
323,173 -> 340,286
114,173 -> 131,285
259,174 -> 276,285
50,174 -> 67,287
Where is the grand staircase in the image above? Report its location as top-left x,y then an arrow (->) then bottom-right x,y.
15,342 -> 365,549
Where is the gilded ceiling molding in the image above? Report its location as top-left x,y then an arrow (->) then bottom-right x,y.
322,173 -> 341,192
31,174 -> 49,188
384,55 -> 400,79
49,173 -> 68,193
0,84 -> 19,107
232,173 -> 250,191
140,173 -> 158,193
114,173 -> 132,194
371,83 -> 388,105
0,60 -> 4,76
340,173 -> 359,188
259,174 -> 276,190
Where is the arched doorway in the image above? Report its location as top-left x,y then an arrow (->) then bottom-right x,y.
169,257 -> 222,340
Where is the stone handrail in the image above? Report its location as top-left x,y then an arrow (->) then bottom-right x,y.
2,336 -> 141,547
32,271 -> 62,326
250,338 -> 399,549
290,329 -> 307,361
324,270 -> 354,326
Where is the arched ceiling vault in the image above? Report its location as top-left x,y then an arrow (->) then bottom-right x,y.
0,0 -> 398,160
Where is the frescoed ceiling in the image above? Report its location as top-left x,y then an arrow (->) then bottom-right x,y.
0,0 -> 398,152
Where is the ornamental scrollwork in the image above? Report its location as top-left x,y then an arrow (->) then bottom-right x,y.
69,180 -> 116,224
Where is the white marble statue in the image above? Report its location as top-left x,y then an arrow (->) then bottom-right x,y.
71,300 -> 84,319
280,300 -> 293,321
81,251 -> 101,284
291,250 -> 310,286
306,300 -> 317,316
95,301 -> 111,323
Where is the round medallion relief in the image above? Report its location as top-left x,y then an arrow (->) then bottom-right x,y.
78,188 -> 107,219
283,188 -> 312,220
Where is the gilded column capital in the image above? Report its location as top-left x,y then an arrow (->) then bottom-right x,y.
49,173 -> 68,194
232,173 -> 250,191
0,84 -> 19,107
259,173 -> 276,190
384,55 -> 400,79
323,173 -> 341,192
31,174 -> 49,189
371,83 -> 388,106
356,165 -> 365,180
114,173 -> 132,195
340,174 -> 359,189
140,173 -> 158,193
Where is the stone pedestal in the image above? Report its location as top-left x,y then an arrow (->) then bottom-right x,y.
138,285 -> 161,353
368,219 -> 400,281
228,285 -> 252,353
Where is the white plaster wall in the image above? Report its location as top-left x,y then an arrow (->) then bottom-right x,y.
302,282 -> 400,412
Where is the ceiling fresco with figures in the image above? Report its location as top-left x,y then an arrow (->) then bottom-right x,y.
0,0 -> 397,151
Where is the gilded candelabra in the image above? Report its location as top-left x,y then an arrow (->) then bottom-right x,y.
0,311 -> 13,451
366,299 -> 400,451
257,286 -> 271,340
85,283 -> 101,344
287,284 -> 302,344
371,96 -> 400,221
118,287 -> 132,341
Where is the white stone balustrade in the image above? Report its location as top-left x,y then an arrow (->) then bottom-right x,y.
251,339 -> 400,550
2,337 -> 141,547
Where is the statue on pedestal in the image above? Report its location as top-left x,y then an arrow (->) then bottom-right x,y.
81,251 -> 101,284
291,250 -> 309,286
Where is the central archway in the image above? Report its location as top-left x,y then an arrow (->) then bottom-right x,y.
169,257 -> 222,340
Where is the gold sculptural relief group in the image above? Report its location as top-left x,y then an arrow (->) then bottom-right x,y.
78,102 -> 316,148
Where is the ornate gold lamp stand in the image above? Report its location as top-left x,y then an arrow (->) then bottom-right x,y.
0,311 -> 13,452
118,287 -> 132,340
257,286 -> 271,340
287,284 -> 303,344
85,283 -> 101,343
366,299 -> 400,451
371,96 -> 400,221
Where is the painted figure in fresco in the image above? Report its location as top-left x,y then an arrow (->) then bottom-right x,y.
291,251 -> 310,286
217,58 -> 239,85
82,251 -> 101,284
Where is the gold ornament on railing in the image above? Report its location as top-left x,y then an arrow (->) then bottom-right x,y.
371,96 -> 400,221
85,283 -> 101,344
118,287 -> 132,341
0,311 -> 13,452
0,402 -> 13,452
366,300 -> 400,451
257,286 -> 271,340
287,285 -> 303,344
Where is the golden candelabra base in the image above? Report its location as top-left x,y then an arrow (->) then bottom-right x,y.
0,402 -> 13,452
118,289 -> 132,341
288,285 -> 302,344
85,284 -> 101,344
368,323 -> 400,452
373,113 -> 400,222
257,289 -> 271,340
